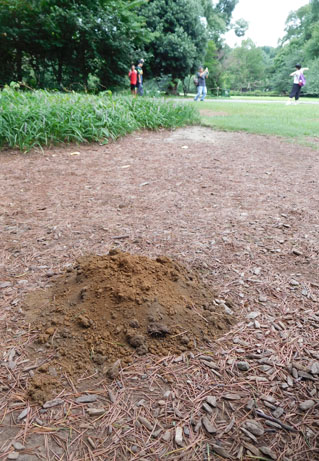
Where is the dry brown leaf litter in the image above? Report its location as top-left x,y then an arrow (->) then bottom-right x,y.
1,127 -> 319,460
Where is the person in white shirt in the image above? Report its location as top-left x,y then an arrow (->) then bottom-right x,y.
286,64 -> 309,105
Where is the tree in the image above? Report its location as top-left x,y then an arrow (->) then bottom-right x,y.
234,18 -> 248,37
223,39 -> 266,91
204,40 -> 222,93
270,0 -> 319,95
215,0 -> 239,26
140,0 -> 208,90
0,0 -> 149,88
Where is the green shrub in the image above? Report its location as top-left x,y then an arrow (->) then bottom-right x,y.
0,88 -> 200,151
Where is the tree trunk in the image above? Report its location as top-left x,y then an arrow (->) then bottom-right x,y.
166,79 -> 179,95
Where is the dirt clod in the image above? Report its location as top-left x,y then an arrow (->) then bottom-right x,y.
25,250 -> 231,401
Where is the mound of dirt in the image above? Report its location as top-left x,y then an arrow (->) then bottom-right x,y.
25,250 -> 233,401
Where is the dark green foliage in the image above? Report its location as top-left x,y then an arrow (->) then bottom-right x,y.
0,0 -> 149,89
0,0 -> 239,92
271,0 -> 319,95
140,0 -> 208,82
222,39 -> 266,91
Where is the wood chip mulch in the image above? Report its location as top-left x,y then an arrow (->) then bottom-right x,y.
1,127 -> 319,460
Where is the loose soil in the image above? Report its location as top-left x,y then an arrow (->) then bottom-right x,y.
24,250 -> 231,402
1,126 -> 319,460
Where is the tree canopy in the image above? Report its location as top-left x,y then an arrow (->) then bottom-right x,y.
1,0 -> 318,96
0,0 -> 149,88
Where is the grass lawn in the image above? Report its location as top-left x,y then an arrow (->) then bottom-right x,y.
198,99 -> 319,148
227,95 -> 319,102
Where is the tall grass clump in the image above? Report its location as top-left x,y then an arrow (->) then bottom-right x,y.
0,87 -> 199,151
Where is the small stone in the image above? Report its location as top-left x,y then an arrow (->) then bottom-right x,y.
224,306 -> 234,315
77,315 -> 91,328
246,399 -> 255,411
0,281 -> 12,288
298,370 -> 315,380
272,407 -> 284,419
108,389 -> 116,403
75,395 -> 98,404
48,366 -> 58,377
173,355 -> 183,363
131,445 -> 138,454
206,396 -> 217,407
12,442 -> 25,451
129,319 -> 140,328
136,399 -> 145,407
17,408 -> 29,421
158,400 -> 166,406
292,249 -> 303,256
202,402 -> 213,414
289,279 -> 299,286
202,360 -> 219,370
87,437 -> 96,449
180,335 -> 190,345
264,401 -> 276,410
106,360 -> 121,379
240,427 -> 257,443
246,312 -> 260,320
291,367 -> 299,379
43,398 -> 64,409
243,420 -> 264,436
202,417 -> 217,434
266,420 -> 282,429
237,361 -> 250,371
7,453 -> 19,460
138,416 -> 153,431
194,420 -> 202,433
86,408 -> 105,416
127,333 -> 145,348
287,375 -> 293,387
162,430 -> 171,442
211,444 -> 232,459
260,365 -> 272,373
310,362 -> 319,375
175,427 -> 183,446
147,322 -> 170,337
152,429 -> 162,439
223,393 -> 241,400
299,400 -> 315,411
260,446 -> 277,459
243,442 -> 260,456
258,295 -> 267,303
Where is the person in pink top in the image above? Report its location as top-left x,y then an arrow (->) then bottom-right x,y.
128,64 -> 137,95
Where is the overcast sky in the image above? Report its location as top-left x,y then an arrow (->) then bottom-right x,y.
224,0 -> 309,47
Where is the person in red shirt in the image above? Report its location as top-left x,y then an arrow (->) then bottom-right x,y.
128,65 -> 137,95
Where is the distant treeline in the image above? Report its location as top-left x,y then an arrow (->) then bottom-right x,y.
0,0 -> 238,91
1,0 -> 319,95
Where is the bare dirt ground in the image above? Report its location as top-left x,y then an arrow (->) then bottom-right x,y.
1,127 -> 319,460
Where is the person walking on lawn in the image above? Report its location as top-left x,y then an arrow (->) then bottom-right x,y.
286,64 -> 309,105
136,59 -> 144,96
128,64 -> 137,96
194,66 -> 209,102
